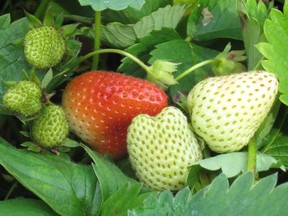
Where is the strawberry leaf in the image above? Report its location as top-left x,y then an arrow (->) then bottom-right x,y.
78,0 -> 145,11
187,0 -> 242,41
256,4 -> 288,106
0,199 -> 57,216
119,28 -> 182,77
81,144 -> 146,202
102,0 -> 171,24
101,183 -> 150,215
133,5 -> 185,39
193,152 -> 284,178
101,23 -> 136,48
130,172 -> 288,215
0,138 -> 100,216
264,132 -> 288,167
0,15 -> 31,89
240,0 -> 270,70
101,5 -> 185,49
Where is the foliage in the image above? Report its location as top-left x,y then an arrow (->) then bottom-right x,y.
1,0 -> 288,215
130,173 -> 288,216
257,3 -> 288,106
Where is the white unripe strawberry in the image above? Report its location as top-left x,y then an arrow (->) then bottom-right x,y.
127,106 -> 202,191
187,71 -> 279,153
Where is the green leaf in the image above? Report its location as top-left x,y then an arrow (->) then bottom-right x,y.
0,14 -> 11,29
78,0 -> 145,11
119,28 -> 182,77
129,189 -> 179,215
131,173 -> 288,215
149,40 -> 218,93
255,98 -> 281,148
81,144 -> 146,202
194,152 -> 283,178
133,5 -> 185,39
101,183 -> 150,216
101,23 -> 136,48
240,0 -> 270,70
0,199 -> 57,216
101,4 -> 185,49
0,138 -> 99,216
0,15 -> 31,93
256,6 -> 288,105
187,0 -> 242,41
102,0 -> 171,24
264,134 -> 288,167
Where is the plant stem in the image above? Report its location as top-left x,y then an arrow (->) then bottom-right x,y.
247,137 -> 257,175
4,182 -> 18,200
175,59 -> 218,81
80,48 -> 150,73
34,0 -> 50,20
91,11 -> 102,70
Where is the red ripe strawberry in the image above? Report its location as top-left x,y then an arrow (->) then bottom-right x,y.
62,71 -> 168,159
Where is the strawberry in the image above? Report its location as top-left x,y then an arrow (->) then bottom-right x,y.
187,71 -> 279,153
62,71 -> 168,159
24,26 -> 65,69
31,104 -> 69,148
127,106 -> 202,191
3,80 -> 43,117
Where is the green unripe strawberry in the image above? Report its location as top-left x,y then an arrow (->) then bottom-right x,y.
24,26 -> 65,69
187,71 -> 279,153
3,80 -> 43,117
32,104 -> 69,148
127,106 -> 202,191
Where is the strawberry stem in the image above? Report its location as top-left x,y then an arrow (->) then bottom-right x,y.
91,11 -> 102,70
4,181 -> 18,200
247,136 -> 257,176
175,59 -> 218,81
80,48 -> 150,73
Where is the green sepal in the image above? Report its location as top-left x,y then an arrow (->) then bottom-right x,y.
21,141 -> 42,152
41,69 -> 54,89
146,60 -> 179,90
55,13 -> 64,29
24,10 -> 42,28
62,23 -> 80,38
212,43 -> 247,76
29,68 -> 41,86
2,81 -> 18,88
43,7 -> 55,27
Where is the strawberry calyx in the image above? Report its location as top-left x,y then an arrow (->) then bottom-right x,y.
146,60 -> 178,90
212,43 -> 247,76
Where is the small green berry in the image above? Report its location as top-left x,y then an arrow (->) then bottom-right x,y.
24,26 -> 65,69
3,80 -> 43,117
32,104 -> 69,148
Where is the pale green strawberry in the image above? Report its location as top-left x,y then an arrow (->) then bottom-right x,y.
32,104 -> 69,148
24,26 -> 65,69
187,71 -> 279,153
127,106 -> 202,191
3,80 -> 43,117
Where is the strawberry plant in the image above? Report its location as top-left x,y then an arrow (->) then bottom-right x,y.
1,0 -> 288,215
